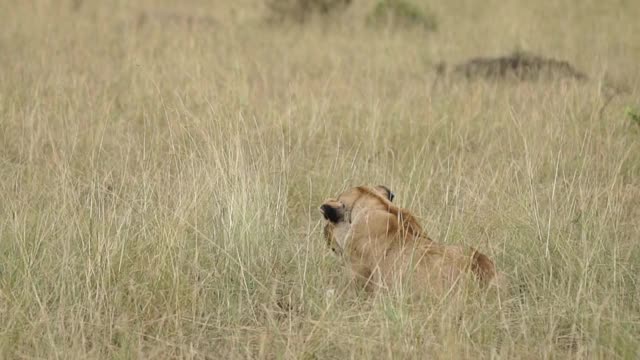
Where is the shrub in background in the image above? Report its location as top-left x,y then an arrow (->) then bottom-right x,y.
366,0 -> 437,31
265,0 -> 353,23
626,106 -> 640,127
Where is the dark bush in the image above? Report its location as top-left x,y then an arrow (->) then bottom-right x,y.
440,51 -> 588,81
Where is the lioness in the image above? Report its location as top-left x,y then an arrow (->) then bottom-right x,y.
320,185 -> 498,294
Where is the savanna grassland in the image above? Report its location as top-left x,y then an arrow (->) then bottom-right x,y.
1,0 -> 640,358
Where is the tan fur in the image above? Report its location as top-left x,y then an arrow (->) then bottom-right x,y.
321,186 -> 499,294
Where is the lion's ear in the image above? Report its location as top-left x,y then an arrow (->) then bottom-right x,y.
319,200 -> 345,223
375,185 -> 395,202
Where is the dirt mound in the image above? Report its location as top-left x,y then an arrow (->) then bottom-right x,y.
438,51 -> 588,81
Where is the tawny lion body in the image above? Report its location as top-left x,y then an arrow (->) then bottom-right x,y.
320,186 -> 498,294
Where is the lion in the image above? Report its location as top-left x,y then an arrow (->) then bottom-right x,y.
320,185 -> 499,294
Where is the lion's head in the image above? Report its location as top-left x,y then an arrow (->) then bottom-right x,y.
319,185 -> 395,255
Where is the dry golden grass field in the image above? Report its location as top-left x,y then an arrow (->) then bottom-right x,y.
1,0 -> 640,358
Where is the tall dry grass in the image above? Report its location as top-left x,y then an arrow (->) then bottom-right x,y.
1,0 -> 639,358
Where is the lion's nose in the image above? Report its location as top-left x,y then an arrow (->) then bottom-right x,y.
320,203 -> 343,223
320,204 -> 331,220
